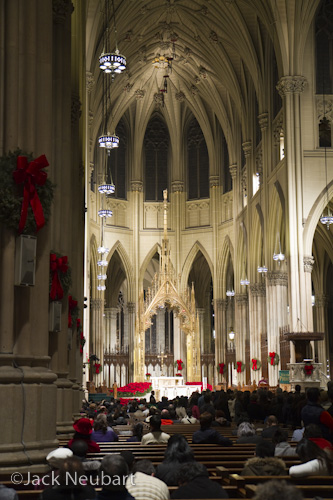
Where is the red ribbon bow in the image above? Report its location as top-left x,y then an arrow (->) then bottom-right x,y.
77,318 -> 81,331
13,155 -> 48,233
236,361 -> 243,373
219,363 -> 225,374
68,295 -> 78,328
304,364 -> 313,376
269,352 -> 276,365
176,359 -> 183,371
252,359 -> 258,371
50,253 -> 68,300
95,363 -> 101,374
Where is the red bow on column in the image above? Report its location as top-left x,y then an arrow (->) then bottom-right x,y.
176,359 -> 183,371
13,155 -> 48,233
219,363 -> 225,374
269,352 -> 276,365
68,295 -> 78,328
50,253 -> 68,300
252,359 -> 257,370
94,363 -> 101,374
236,361 -> 243,373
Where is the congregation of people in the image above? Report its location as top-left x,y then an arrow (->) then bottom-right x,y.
3,385 -> 333,500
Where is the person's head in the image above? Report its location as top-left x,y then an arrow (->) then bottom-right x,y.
151,391 -> 155,396
255,440 -> 275,458
295,384 -> 301,393
161,409 -> 170,419
100,454 -> 129,489
46,448 -> 73,469
303,424 -> 323,439
149,406 -> 157,416
266,415 -> 278,427
120,450 -> 135,471
73,417 -> 93,436
176,406 -> 186,418
164,434 -> 194,463
177,462 -> 208,486
149,415 -> 162,431
203,394 -> 211,404
93,413 -> 108,433
253,480 -> 304,500
328,387 -> 333,402
272,428 -> 288,445
306,387 -> 320,403
132,459 -> 155,476
215,410 -> 226,419
58,457 -> 85,486
199,412 -> 213,429
186,408 -> 193,418
69,439 -> 88,458
237,422 -> 256,438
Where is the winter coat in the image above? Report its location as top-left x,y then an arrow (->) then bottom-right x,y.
274,442 -> 298,456
241,456 -> 286,476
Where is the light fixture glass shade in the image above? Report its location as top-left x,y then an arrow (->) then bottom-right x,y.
257,265 -> 268,273
98,209 -> 113,218
97,274 -> 107,280
99,50 -> 126,73
97,285 -> 106,291
98,246 -> 109,254
98,134 -> 119,149
229,330 -> 235,340
240,278 -> 250,286
98,183 -> 115,194
320,210 -> 333,229
97,259 -> 108,267
273,252 -> 285,262
226,289 -> 235,297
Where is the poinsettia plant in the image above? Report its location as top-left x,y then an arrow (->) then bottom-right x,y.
304,364 -> 314,376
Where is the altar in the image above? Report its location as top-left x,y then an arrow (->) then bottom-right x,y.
151,376 -> 201,400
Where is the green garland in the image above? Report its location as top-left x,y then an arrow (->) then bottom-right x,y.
49,251 -> 72,298
0,149 -> 54,234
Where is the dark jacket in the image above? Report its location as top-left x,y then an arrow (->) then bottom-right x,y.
301,401 -> 331,441
261,425 -> 281,439
170,475 -> 229,499
236,435 -> 264,445
192,428 -> 232,446
41,485 -> 96,500
97,489 -> 135,500
241,456 -> 286,476
155,461 -> 194,486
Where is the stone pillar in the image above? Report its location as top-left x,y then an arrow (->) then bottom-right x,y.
235,294 -> 248,385
249,284 -> 266,382
110,308 -> 118,351
104,309 -> 112,350
315,294 -> 329,372
127,302 -> 135,381
214,299 -> 227,385
156,309 -> 165,353
266,271 -> 288,385
276,76 -> 309,334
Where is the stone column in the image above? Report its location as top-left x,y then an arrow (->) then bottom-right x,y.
235,294 -> 248,385
104,309 -> 112,350
156,309 -> 165,353
110,308 -> 118,351
214,299 -> 227,385
266,271 -> 288,385
249,284 -> 266,382
127,302 -> 135,380
276,76 -> 309,335
315,294 -> 329,372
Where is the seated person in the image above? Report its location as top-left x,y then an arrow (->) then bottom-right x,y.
181,408 -> 198,424
126,459 -> 170,500
41,457 -> 96,500
160,409 -> 174,425
272,428 -> 297,456
69,439 -> 101,476
289,438 -> 333,477
211,410 -> 230,427
241,440 -> 286,476
141,415 -> 170,444
303,423 -> 333,451
236,422 -> 263,444
68,418 -> 100,453
126,422 -> 144,442
171,462 -> 228,499
155,434 -> 195,486
252,479 -> 303,500
98,454 -> 135,500
261,415 -> 280,438
91,414 -> 118,442
192,412 -> 232,446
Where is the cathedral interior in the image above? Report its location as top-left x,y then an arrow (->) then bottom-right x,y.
0,0 -> 332,468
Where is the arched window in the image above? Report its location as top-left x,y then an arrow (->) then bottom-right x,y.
144,115 -> 169,201
109,119 -> 127,199
187,117 -> 209,200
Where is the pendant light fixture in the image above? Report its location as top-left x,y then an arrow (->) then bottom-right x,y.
99,0 -> 126,79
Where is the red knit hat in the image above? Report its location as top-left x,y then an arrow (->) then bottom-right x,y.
73,418 -> 93,435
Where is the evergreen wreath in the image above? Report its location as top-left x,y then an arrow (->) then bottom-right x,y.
0,149 -> 54,234
217,362 -> 227,375
49,252 -> 72,300
236,361 -> 246,373
251,358 -> 262,371
267,352 -> 280,366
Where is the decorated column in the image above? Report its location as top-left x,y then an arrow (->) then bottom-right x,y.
235,294 -> 248,385
249,284 -> 266,381
315,294 -> 329,374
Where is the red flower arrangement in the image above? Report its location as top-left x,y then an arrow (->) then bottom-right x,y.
175,359 -> 184,371
304,364 -> 314,376
109,382 -> 152,397
175,373 -> 182,376
186,382 -> 213,391
218,362 -> 226,375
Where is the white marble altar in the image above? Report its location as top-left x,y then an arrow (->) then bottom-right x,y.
151,376 -> 201,400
